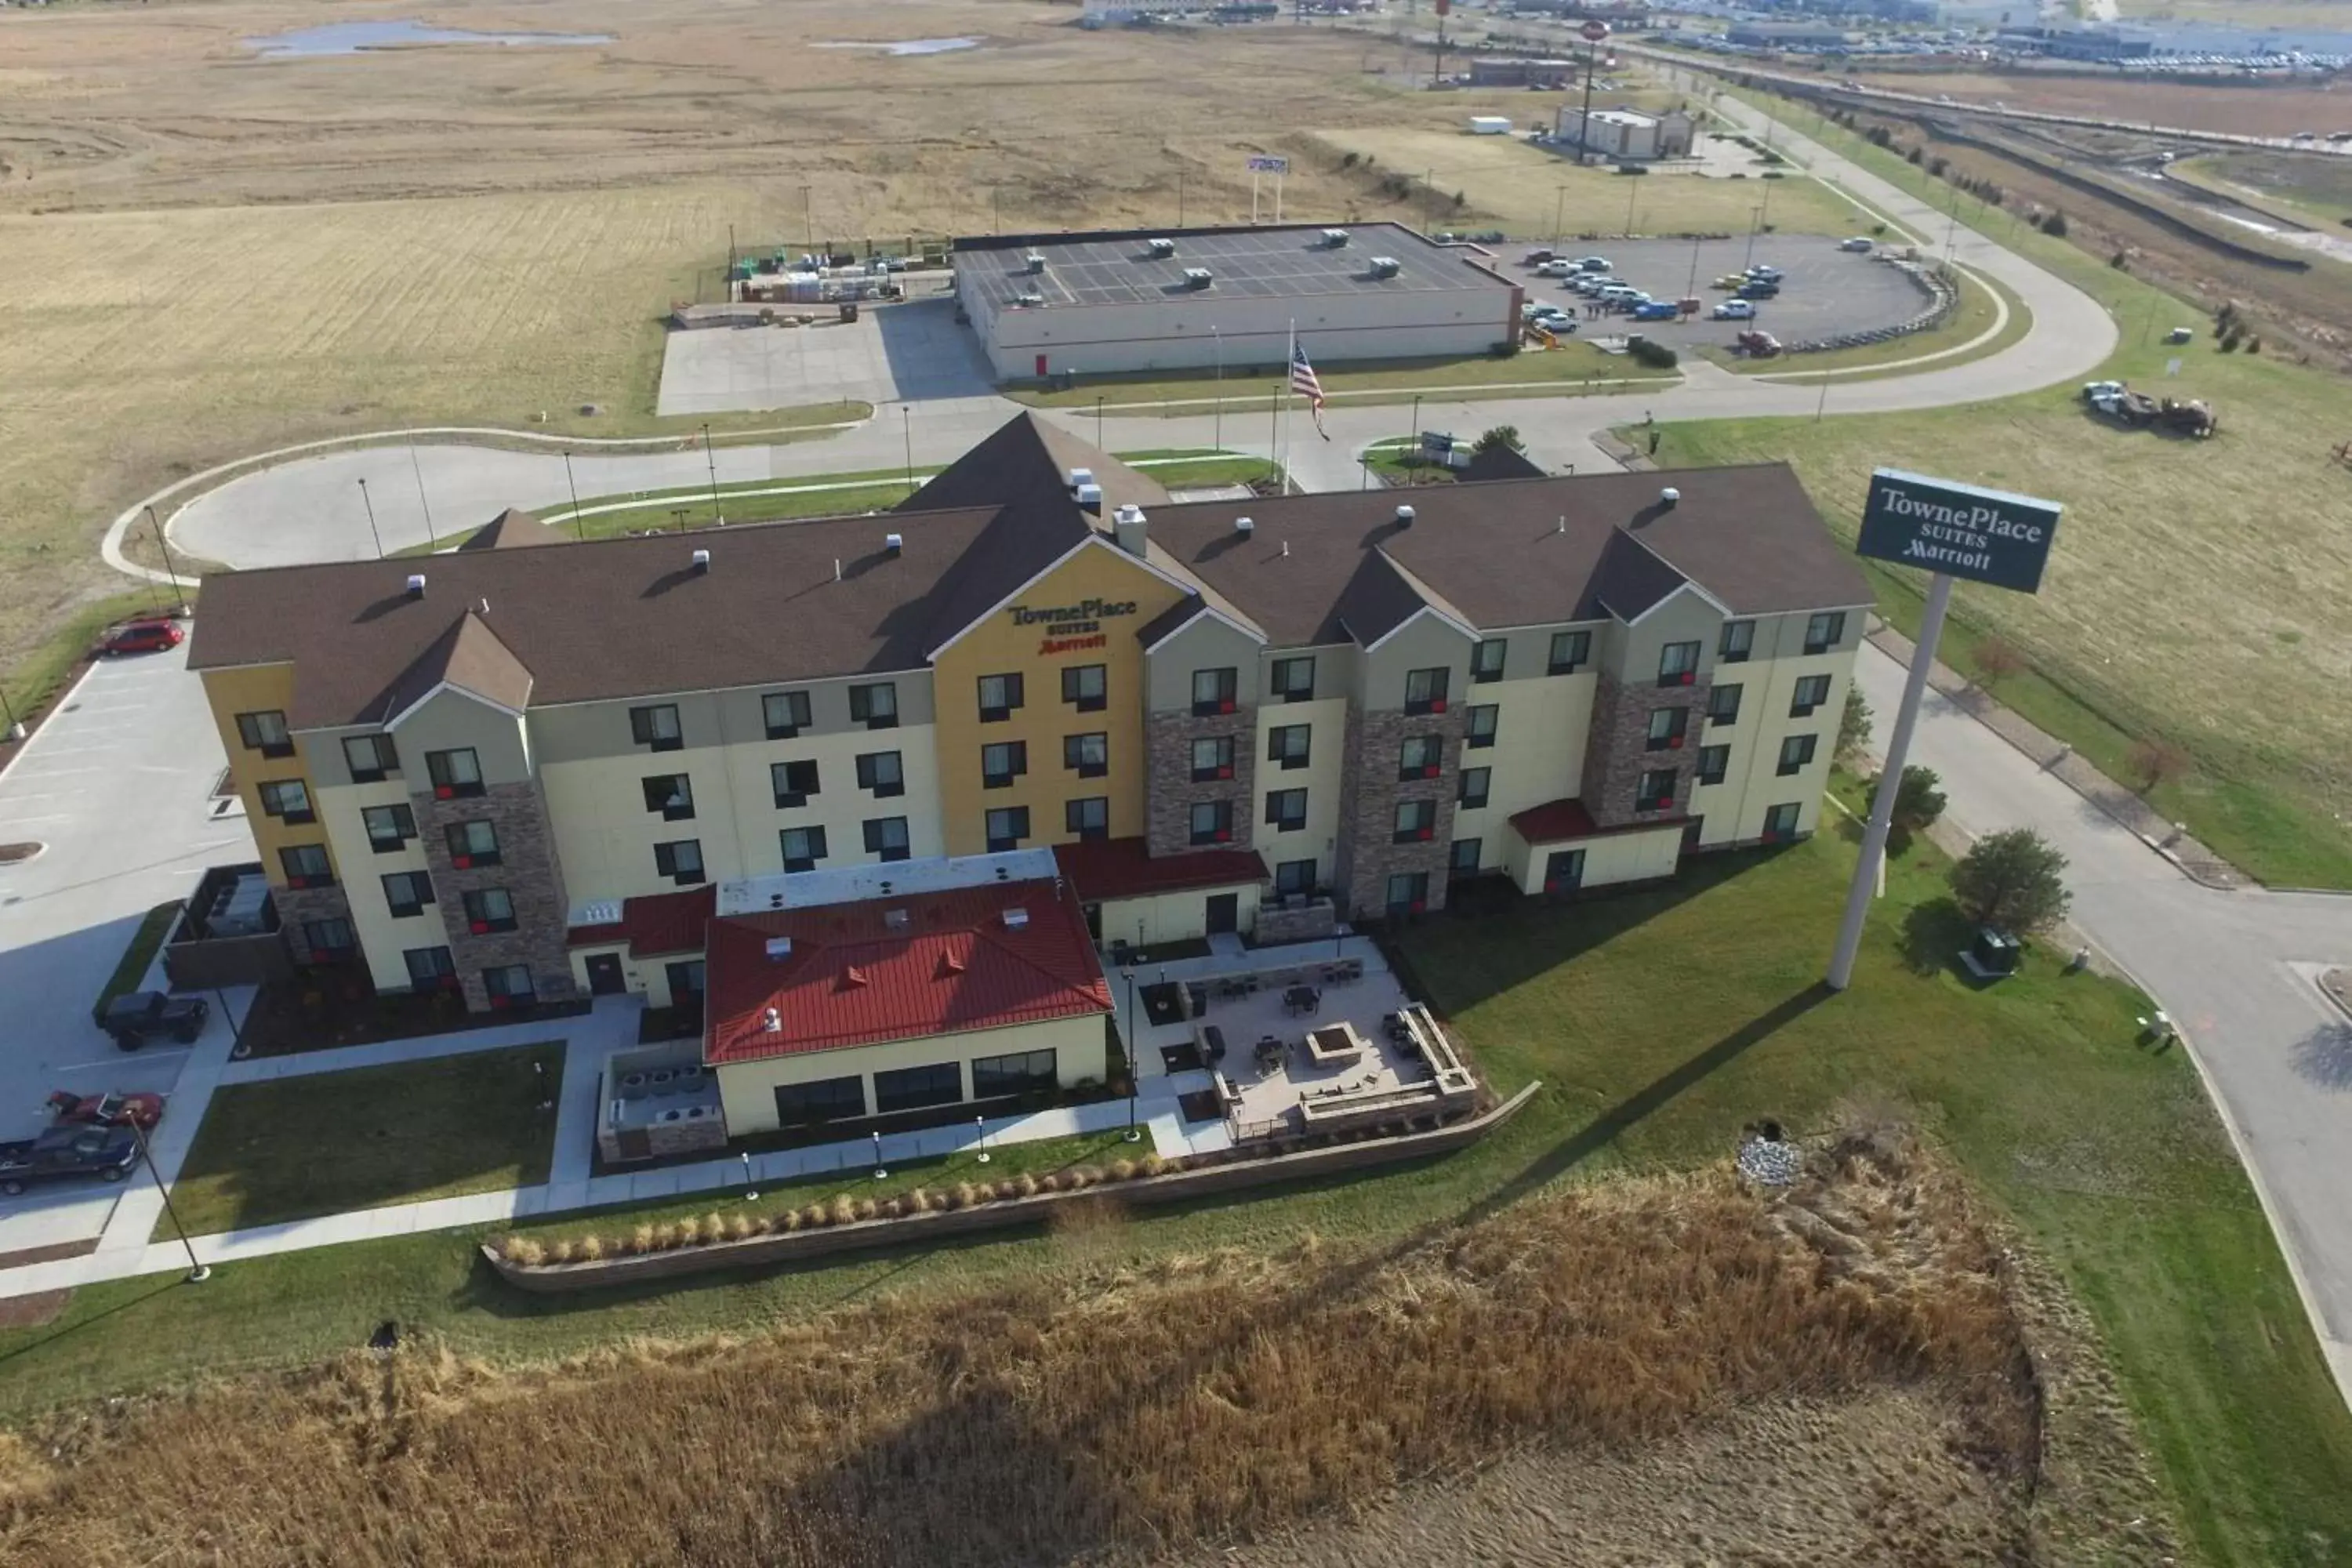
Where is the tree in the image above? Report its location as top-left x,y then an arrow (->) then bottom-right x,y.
1473,424 -> 1524,456
2124,738 -> 2190,795
1870,765 -> 1947,832
1950,829 -> 2071,933
2040,210 -> 2069,237
1838,685 -> 1875,763
1972,636 -> 2027,690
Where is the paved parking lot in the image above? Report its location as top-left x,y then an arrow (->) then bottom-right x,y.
1519,238 -> 1931,350
655,294 -> 998,416
0,644 -> 253,1254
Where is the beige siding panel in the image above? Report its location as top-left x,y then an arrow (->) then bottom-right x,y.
1097,883 -> 1263,950
317,778 -> 436,991
390,687 -> 532,786
1251,694 -> 1348,878
529,673 -> 938,768
1356,612 -> 1475,711
1145,614 -> 1265,715
717,1012 -> 1110,1136
1449,670 -> 1592,869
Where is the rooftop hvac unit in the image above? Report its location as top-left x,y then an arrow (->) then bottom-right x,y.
1368,256 -> 1402,279
884,532 -> 904,556
1022,251 -> 1047,274
1066,466 -> 1095,490
405,573 -> 427,598
658,1109 -> 685,1124
1075,482 -> 1104,510
1235,515 -> 1254,535
682,1105 -> 713,1121
1661,487 -> 1682,507
1322,227 -> 1350,247
1015,291 -> 1045,307
690,547 -> 710,572
1147,237 -> 1177,258
1395,504 -> 1416,527
1181,267 -> 1213,289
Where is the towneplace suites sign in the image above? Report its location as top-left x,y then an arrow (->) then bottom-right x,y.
1856,468 -> 2063,595
1007,596 -> 1139,656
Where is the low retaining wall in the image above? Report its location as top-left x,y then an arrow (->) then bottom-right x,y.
485,1081 -> 1541,1294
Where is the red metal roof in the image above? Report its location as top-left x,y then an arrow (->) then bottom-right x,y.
704,878 -> 1112,1065
1051,837 -> 1268,903
1509,798 -> 1686,844
566,885 -> 715,958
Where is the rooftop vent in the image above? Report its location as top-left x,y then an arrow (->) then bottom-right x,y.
1022,250 -> 1047,274
1661,486 -> 1682,507
1322,227 -> 1351,247
1003,908 -> 1030,930
1075,482 -> 1104,512
690,547 -> 711,572
1181,267 -> 1214,289
843,965 -> 869,988
1015,291 -> 1045,307
760,1006 -> 782,1034
1147,237 -> 1177,258
884,532 -> 904,557
1368,256 -> 1402,279
764,935 -> 793,959
1395,504 -> 1416,528
1235,515 -> 1254,535
1067,466 -> 1095,490
405,573 -> 427,598
1112,503 -> 1149,559
994,866 -> 1011,881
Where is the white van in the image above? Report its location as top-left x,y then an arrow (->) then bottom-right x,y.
1535,259 -> 1577,278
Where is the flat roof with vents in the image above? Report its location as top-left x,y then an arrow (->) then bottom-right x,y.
953,223 -> 1508,312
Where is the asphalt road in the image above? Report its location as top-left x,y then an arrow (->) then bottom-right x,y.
1853,644 -> 2352,1406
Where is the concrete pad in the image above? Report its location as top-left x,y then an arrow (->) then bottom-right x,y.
656,297 -> 996,417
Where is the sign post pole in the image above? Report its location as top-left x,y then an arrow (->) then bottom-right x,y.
1828,468 -> 2063,992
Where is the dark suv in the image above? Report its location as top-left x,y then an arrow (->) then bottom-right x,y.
100,991 -> 209,1051
0,1127 -> 140,1196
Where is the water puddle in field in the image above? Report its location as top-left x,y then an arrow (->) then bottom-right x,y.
245,20 -> 613,58
812,36 -> 982,56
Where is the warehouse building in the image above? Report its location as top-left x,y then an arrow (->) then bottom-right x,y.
952,223 -> 1523,382
1555,106 -> 1697,161
188,410 -> 1867,1118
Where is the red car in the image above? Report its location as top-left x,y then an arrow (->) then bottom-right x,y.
102,619 -> 183,655
46,1089 -> 165,1130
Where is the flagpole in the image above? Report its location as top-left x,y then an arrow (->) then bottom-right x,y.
1282,320 -> 1296,495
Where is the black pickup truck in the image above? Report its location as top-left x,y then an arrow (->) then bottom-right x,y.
100,990 -> 209,1051
0,1126 -> 140,1196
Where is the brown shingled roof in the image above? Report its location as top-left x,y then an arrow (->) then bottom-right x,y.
455,508 -> 557,552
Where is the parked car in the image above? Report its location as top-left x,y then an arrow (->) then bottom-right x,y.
101,619 -> 183,656
0,1127 -> 140,1197
1734,329 -> 1783,358
1712,273 -> 1749,289
100,991 -> 209,1051
1713,299 -> 1757,320
1570,274 -> 1612,295
46,1089 -> 165,1130
1631,300 -> 1679,321
1537,317 -> 1579,336
1574,255 -> 1612,272
1737,281 -> 1780,300
1746,264 -> 1784,282
1839,236 -> 1875,252
1521,248 -> 1555,267
1535,259 -> 1577,277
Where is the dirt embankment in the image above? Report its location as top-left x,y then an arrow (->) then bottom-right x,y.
0,1126 -> 2180,1567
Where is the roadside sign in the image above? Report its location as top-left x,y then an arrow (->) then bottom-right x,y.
1419,430 -> 1454,454
1581,20 -> 1610,41
1856,467 -> 2062,595
1246,155 -> 1290,175
1435,0 -> 1450,15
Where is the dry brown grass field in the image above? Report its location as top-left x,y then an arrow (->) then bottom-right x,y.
1852,68 -> 2352,140
0,1132 -> 2181,1567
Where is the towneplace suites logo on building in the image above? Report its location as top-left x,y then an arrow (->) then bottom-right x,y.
1856,468 -> 2063,595
1007,597 -> 1140,655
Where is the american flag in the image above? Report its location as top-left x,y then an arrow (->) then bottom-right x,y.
1289,342 -> 1324,408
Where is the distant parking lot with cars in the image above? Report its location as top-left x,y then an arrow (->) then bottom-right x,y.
1517,238 -> 1935,356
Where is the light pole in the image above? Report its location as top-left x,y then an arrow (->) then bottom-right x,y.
132,1116 -> 208,1283
0,683 -> 21,744
701,423 -> 721,525
562,449 -> 585,542
801,185 -> 815,255
1744,204 -> 1763,270
212,986 -> 245,1058
1120,968 -> 1142,1143
1212,325 -> 1223,451
974,1114 -> 991,1164
408,446 -> 437,551
1624,176 -> 1639,239
141,504 -> 185,610
1685,232 -> 1704,299
1552,184 -> 1567,251
871,1129 -> 887,1181
1406,394 -> 1422,484
356,477 -> 385,560
1095,395 -> 1105,450
901,406 -> 916,499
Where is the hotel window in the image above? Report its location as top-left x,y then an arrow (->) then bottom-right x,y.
1544,849 -> 1585,893
856,750 -> 905,797
482,964 -> 535,1008
1065,732 -> 1109,779
1804,612 -> 1847,656
763,689 -> 811,740
971,1047 -> 1058,1098
1062,663 -> 1107,713
630,703 -> 684,753
776,1076 -> 866,1125
1466,705 -> 1499,750
1403,666 -> 1449,716
1269,655 -> 1316,703
875,1062 -> 964,1116
1398,734 -> 1444,782
279,843 -> 334,889
425,747 -> 483,799
1548,630 -> 1592,676
1065,797 -> 1110,841
462,887 -> 517,935
982,740 -> 1027,789
1470,639 -> 1507,684
1192,666 -> 1240,717
381,870 -> 435,920
258,779 -> 315,825
654,839 -> 706,886
1265,788 -> 1308,832
1635,768 -> 1678,814
1191,735 -> 1235,783
1790,674 -> 1832,718
1394,800 -> 1437,844
1697,744 -> 1731,787
978,672 -> 1025,723
404,946 -> 457,990
1708,683 -> 1742,726
363,803 -> 416,853
445,819 -> 500,868
667,960 -> 706,1002
1719,619 -> 1755,664
1267,724 -> 1311,770
779,826 -> 829,873
985,806 -> 1030,852
1385,871 -> 1429,915
235,710 -> 294,759
642,773 -> 695,822
343,732 -> 399,782
772,758 -> 820,808
1457,767 -> 1490,810
1189,800 -> 1234,846
1777,734 -> 1819,777
1646,707 -> 1689,753
1763,802 -> 1802,841
1658,641 -> 1701,688
862,817 -> 911,862
305,918 -> 356,960
1449,837 -> 1483,877
1273,858 -> 1318,898
849,681 -> 898,731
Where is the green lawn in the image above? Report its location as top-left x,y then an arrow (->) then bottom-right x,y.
158,1043 -> 564,1240
1728,264 -> 2031,380
7,825 -> 2349,1560
89,902 -> 183,1027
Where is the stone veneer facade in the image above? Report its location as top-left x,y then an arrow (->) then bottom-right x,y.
1580,673 -> 1711,829
1334,705 -> 1468,919
1143,706 -> 1258,858
275,882 -> 357,967
413,778 -> 579,1011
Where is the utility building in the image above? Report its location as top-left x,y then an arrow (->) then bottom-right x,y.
1555,107 -> 1697,161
